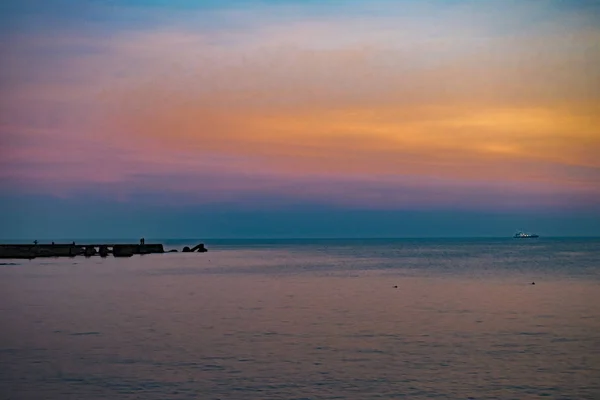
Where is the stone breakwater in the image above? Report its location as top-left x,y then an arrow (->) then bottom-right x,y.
0,243 -> 207,259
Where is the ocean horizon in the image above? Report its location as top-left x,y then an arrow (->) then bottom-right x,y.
3,236 -> 600,243
4,0 -> 600,398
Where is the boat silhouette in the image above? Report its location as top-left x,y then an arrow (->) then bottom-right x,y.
513,231 -> 539,239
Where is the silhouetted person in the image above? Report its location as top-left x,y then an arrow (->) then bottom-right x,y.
140,238 -> 145,245
34,240 -> 38,245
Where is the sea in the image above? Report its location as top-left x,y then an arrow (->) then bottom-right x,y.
1,237 -> 599,399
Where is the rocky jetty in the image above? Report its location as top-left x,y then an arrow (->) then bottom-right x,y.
0,244 -> 81,259
182,243 -> 208,253
0,242 -> 206,259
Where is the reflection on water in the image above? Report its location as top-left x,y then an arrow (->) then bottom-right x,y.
1,238 -> 599,399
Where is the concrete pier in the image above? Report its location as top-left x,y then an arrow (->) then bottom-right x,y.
0,242 -> 201,259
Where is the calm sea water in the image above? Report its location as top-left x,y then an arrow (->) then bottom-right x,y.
1,238 -> 599,399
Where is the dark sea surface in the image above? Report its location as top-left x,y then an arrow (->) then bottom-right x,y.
1,238 -> 599,399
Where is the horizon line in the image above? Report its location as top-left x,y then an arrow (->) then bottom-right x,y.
2,236 -> 600,242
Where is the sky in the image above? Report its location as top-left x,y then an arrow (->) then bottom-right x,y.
1,0 -> 599,239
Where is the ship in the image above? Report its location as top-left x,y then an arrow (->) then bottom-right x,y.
513,231 -> 539,239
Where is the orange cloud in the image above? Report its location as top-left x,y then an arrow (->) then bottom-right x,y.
2,4 -> 599,207
108,83 -> 600,191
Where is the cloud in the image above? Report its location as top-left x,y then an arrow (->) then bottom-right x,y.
1,0 -> 599,210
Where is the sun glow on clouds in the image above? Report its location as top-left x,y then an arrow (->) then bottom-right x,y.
1,0 -> 600,210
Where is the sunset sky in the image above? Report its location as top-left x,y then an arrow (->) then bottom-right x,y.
1,0 -> 599,238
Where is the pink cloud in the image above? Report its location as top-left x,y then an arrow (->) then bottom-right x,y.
2,4 -> 599,212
